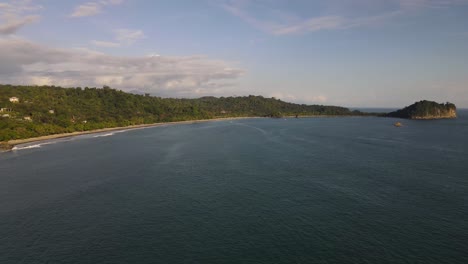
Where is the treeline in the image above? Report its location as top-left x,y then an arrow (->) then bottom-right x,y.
0,84 -> 365,141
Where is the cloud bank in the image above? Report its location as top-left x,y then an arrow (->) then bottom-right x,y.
0,38 -> 244,97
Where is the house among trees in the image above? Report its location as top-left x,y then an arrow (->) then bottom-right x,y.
23,116 -> 32,121
2,114 -> 10,118
49,109 -> 55,114
9,97 -> 19,103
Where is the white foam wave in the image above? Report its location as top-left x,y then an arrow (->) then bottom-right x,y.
12,144 -> 42,150
12,141 -> 57,151
93,132 -> 116,138
92,129 -> 132,138
9,127 -> 146,152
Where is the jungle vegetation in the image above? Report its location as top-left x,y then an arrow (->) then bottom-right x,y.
0,84 -> 367,141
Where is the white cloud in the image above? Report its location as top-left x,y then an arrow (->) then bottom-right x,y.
70,0 -> 123,18
0,0 -> 42,35
147,53 -> 161,57
0,38 -> 244,97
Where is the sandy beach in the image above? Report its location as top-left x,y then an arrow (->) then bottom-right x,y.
1,117 -> 258,151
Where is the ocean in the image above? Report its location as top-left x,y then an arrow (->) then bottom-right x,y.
1,111 -> 468,263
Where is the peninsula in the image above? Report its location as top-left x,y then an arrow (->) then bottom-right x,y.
385,100 -> 457,120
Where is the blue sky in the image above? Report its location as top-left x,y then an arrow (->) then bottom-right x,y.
0,0 -> 467,107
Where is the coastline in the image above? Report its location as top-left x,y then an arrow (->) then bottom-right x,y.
0,114 -> 375,151
1,116 -> 258,151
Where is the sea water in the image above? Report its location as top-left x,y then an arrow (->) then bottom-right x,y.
1,112 -> 468,263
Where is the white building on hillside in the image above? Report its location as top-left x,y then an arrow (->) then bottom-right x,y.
9,97 -> 19,103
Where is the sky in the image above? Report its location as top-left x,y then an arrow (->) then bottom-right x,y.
0,0 -> 467,107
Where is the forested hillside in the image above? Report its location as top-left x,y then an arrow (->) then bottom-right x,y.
0,84 -> 363,141
385,100 -> 457,119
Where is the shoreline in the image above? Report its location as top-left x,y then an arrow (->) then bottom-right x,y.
1,116 -> 259,151
0,114 -> 376,151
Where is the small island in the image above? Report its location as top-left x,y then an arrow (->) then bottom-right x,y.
385,100 -> 457,120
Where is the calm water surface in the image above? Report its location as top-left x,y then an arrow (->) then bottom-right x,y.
1,112 -> 468,263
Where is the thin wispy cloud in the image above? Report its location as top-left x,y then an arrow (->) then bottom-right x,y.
91,40 -> 121,48
0,0 -> 42,35
271,16 -> 346,35
222,0 -> 468,35
70,0 -> 124,18
115,29 -> 145,45
92,28 -> 145,48
0,38 -> 244,97
399,0 -> 468,9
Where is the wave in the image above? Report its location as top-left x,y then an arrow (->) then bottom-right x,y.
12,144 -> 42,150
12,141 -> 58,151
93,132 -> 116,138
9,127 -> 152,152
92,129 -> 131,138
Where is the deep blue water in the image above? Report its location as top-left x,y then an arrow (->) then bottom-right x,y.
1,112 -> 468,263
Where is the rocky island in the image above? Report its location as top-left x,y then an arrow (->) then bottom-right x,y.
385,100 -> 457,119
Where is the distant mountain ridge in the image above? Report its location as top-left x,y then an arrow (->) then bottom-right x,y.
385,100 -> 457,119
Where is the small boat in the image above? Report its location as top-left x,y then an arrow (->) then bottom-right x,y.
394,122 -> 402,127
